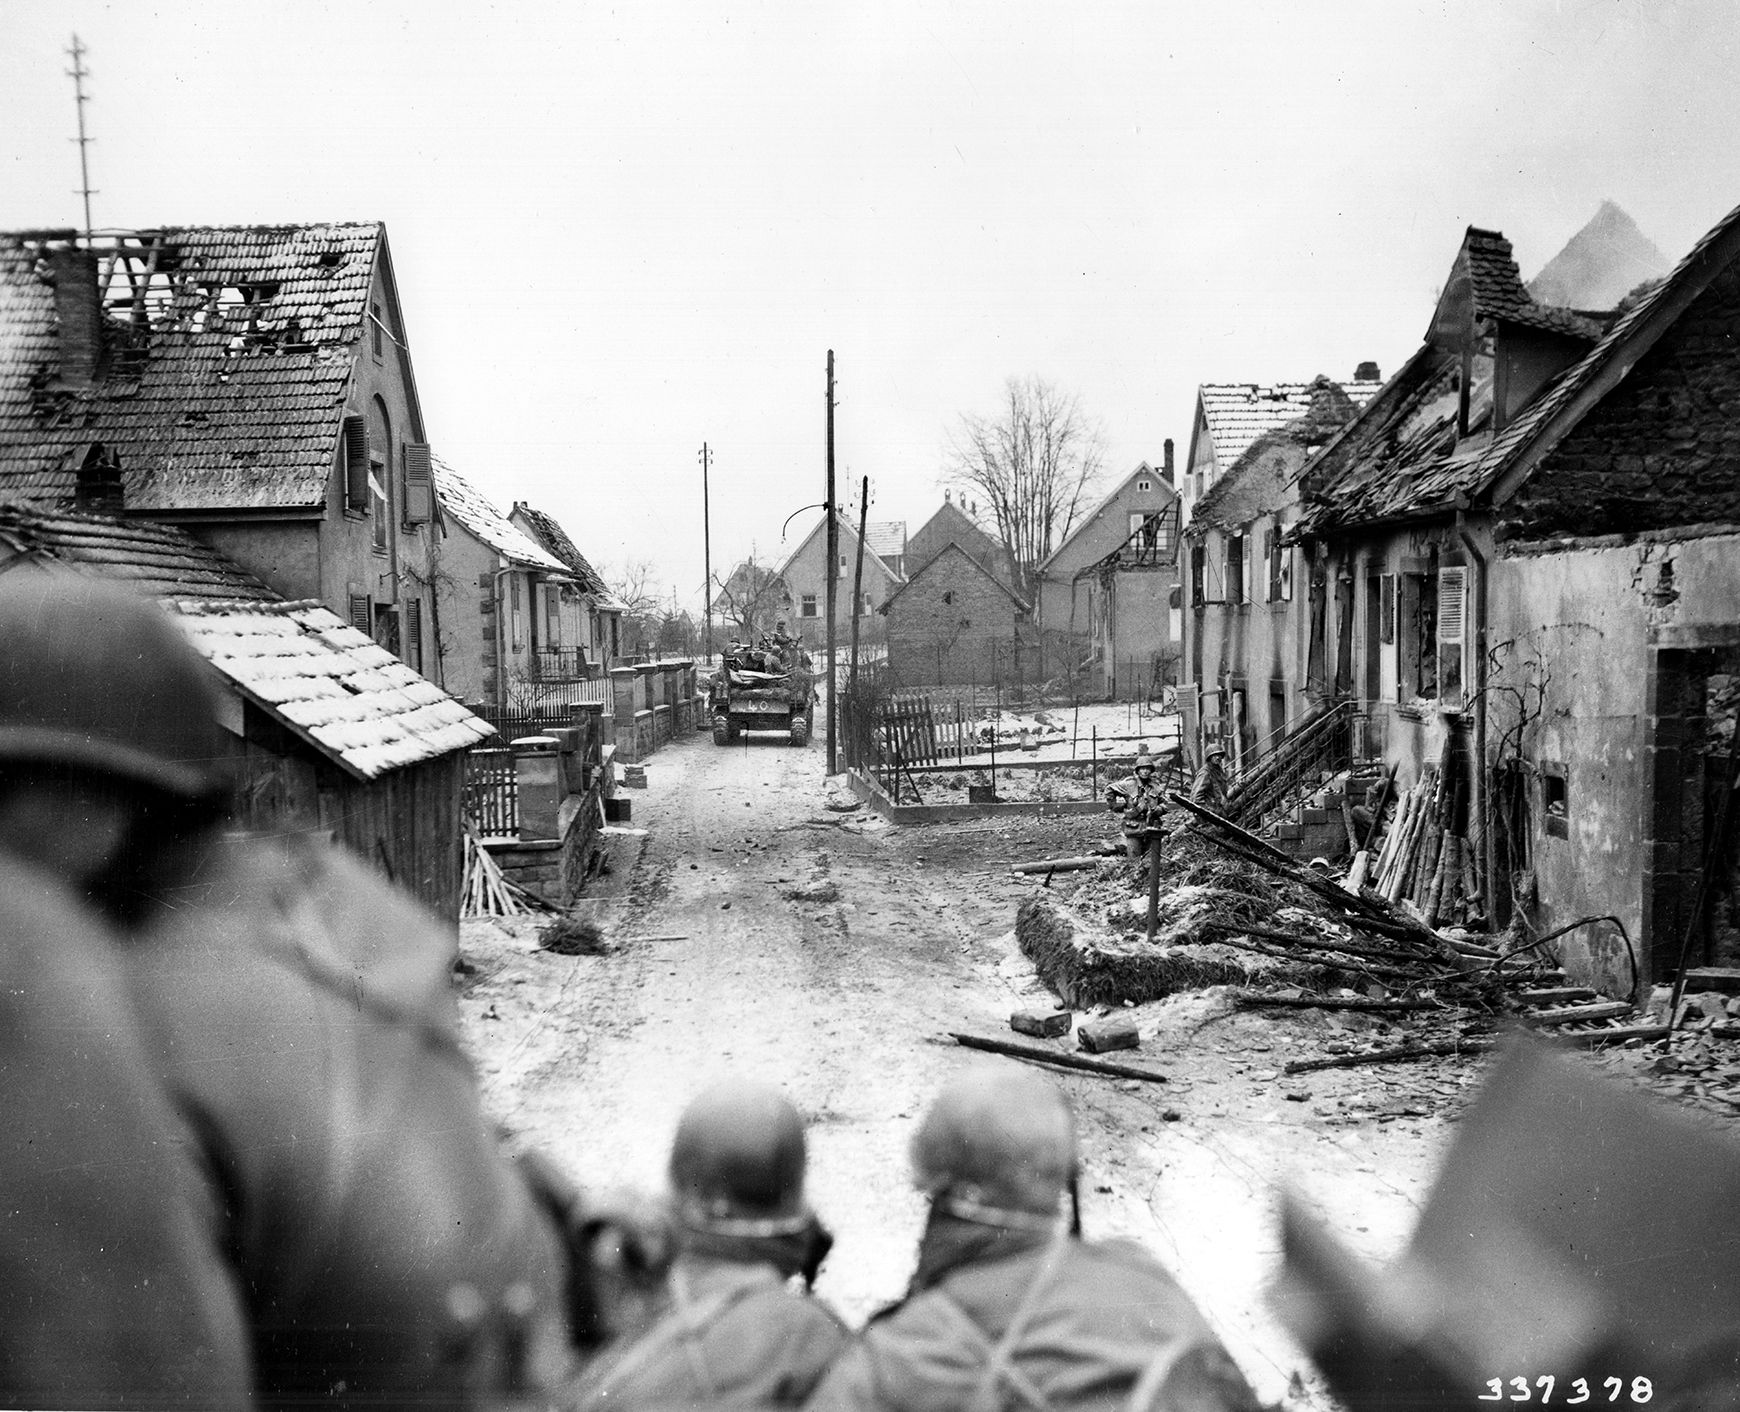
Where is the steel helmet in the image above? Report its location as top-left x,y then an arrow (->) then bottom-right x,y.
912,1066 -> 1076,1221
0,569 -> 225,801
668,1080 -> 810,1230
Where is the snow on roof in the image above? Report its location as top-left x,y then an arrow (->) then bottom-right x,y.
864,520 -> 906,558
432,457 -> 568,572
1199,379 -> 1381,474
175,598 -> 494,779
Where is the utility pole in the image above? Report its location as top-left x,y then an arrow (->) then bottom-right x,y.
825,351 -> 838,774
850,475 -> 869,678
698,442 -> 713,664
67,35 -> 97,242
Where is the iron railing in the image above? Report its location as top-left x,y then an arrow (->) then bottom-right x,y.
1224,699 -> 1358,828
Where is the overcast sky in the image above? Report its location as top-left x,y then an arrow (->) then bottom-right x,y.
4,0 -> 1739,612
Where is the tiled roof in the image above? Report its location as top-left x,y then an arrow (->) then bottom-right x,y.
0,503 -> 276,599
510,502 -> 610,596
864,520 -> 907,558
175,598 -> 494,779
0,224 -> 382,511
432,458 -> 568,573
1199,379 -> 1381,474
882,540 -> 1029,613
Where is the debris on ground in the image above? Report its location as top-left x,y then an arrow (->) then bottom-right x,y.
942,1030 -> 1168,1083
537,912 -> 608,956
462,825 -> 554,918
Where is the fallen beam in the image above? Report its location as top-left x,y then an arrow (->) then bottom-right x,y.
1232,991 -> 1446,1014
942,1031 -> 1169,1083
1521,1001 -> 1634,1027
1010,856 -> 1107,875
1283,1037 -> 1496,1075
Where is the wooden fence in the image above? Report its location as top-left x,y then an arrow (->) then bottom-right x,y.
464,748 -> 518,837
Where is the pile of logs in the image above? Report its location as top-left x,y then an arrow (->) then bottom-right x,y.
1372,732 -> 1480,927
462,824 -> 547,918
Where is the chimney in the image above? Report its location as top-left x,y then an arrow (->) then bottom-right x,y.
49,247 -> 103,390
944,489 -> 952,504
1355,360 -> 1381,383
1162,438 -> 1175,486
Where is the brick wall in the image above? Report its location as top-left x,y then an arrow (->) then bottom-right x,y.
886,545 -> 1035,687
1505,260 -> 1740,539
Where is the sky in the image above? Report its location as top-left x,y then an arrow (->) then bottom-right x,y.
4,0 -> 1740,619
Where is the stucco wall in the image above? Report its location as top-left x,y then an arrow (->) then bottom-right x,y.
1491,531 -> 1740,993
781,518 -> 899,651
1038,470 -> 1176,633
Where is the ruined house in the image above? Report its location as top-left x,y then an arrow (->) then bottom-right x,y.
1180,376 -> 1373,765
0,224 -> 443,675
429,457 -> 580,713
1296,204 -> 1740,996
881,541 -> 1038,689
509,501 -> 624,670
0,503 -> 492,923
1034,454 -> 1181,699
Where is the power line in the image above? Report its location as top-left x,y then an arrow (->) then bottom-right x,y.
66,34 -> 97,242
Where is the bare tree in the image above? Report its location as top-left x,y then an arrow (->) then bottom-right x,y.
945,376 -> 1105,600
607,558 -> 664,655
712,560 -> 793,643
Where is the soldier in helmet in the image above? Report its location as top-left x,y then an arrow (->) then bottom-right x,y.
807,1067 -> 1262,1412
578,1079 -> 847,1409
1105,746 -> 1168,858
0,571 -> 614,1408
1190,743 -> 1233,814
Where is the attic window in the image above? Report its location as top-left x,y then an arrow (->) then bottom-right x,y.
942,590 -> 954,605
1137,478 -> 1153,493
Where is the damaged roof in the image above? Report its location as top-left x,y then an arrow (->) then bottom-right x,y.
0,502 -> 276,600
175,598 -> 494,779
1301,202 -> 1740,538
510,501 -> 612,597
1189,379 -> 1371,532
1445,227 -> 1607,342
1197,378 -> 1382,476
0,224 -> 390,511
432,458 -> 568,573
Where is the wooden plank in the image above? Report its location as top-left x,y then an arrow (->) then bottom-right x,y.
943,1031 -> 1168,1083
1522,1001 -> 1634,1027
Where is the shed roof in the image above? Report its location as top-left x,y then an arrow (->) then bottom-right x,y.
175,598 -> 494,779
432,458 -> 568,573
1198,378 -> 1381,474
864,520 -> 907,558
0,224 -> 388,511
0,502 -> 277,600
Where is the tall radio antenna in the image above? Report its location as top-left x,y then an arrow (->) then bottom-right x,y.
67,34 -> 97,241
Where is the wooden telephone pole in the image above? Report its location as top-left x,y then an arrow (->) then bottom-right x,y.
698,442 -> 713,664
825,351 -> 838,774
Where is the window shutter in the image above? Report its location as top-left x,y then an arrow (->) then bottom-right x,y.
348,593 -> 370,632
404,598 -> 423,672
402,442 -> 432,524
1437,566 -> 1467,702
1262,530 -> 1275,602
343,416 -> 370,511
1279,547 -> 1293,602
1379,573 -> 1395,642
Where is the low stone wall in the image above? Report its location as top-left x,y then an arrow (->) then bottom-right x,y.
490,838 -> 565,905
611,660 -> 700,763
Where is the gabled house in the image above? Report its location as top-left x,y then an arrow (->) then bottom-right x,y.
429,458 -> 578,711
905,493 -> 1006,584
864,521 -> 908,578
1033,452 -> 1181,696
0,503 -> 493,923
1182,372 -> 1383,527
1292,204 -> 1735,996
509,501 -> 625,672
1180,377 -> 1371,763
882,541 -> 1037,689
0,223 -> 443,674
774,511 -> 904,652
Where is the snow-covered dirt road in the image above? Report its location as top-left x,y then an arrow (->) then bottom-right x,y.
458,729 -> 1459,1407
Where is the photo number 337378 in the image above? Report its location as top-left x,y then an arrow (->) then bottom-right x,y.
1479,1378 -> 1652,1403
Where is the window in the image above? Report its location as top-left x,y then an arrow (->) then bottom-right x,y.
942,590 -> 954,605
1542,762 -> 1568,839
347,592 -> 370,633
1399,562 -> 1438,700
372,603 -> 399,654
1437,566 -> 1467,704
1227,534 -> 1245,605
1190,545 -> 1204,607
371,301 -> 384,360
368,398 -> 391,553
1136,477 -> 1153,493
1266,530 -> 1289,602
404,598 -> 423,673
509,575 -> 524,648
799,594 -> 818,618
545,584 -> 561,646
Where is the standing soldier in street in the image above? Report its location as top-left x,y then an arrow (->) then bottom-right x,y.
1190,743 -> 1233,814
579,1079 -> 847,1409
0,570 -> 619,1409
1105,747 -> 1168,858
807,1068 -> 1263,1412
